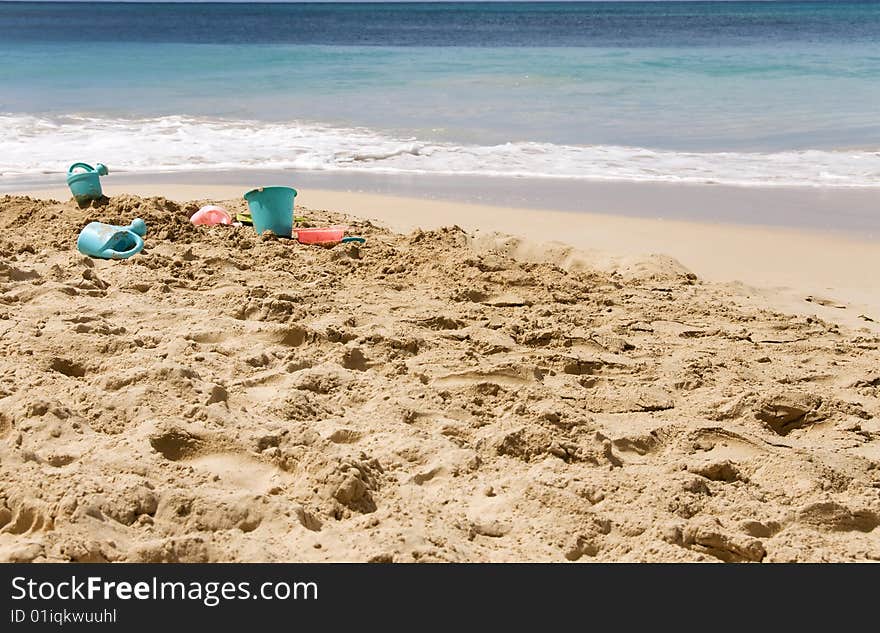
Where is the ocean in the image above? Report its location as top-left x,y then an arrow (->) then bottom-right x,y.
1,1 -> 880,187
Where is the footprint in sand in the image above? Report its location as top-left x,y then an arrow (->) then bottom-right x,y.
46,356 -> 88,378
149,426 -> 210,461
0,497 -> 53,535
432,368 -> 534,389
328,428 -> 363,444
805,295 -> 847,309
0,412 -> 12,438
149,427 -> 285,495
186,453 -> 284,495
687,427 -> 767,461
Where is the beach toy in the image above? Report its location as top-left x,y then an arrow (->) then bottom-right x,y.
341,236 -> 366,244
77,218 -> 146,260
296,226 -> 347,245
191,205 -> 232,226
237,212 -> 307,226
66,162 -> 109,208
243,186 -> 297,237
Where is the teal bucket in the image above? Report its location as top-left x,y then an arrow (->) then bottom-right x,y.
243,186 -> 297,237
67,162 -> 108,208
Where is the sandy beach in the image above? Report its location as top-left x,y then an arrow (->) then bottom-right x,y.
1,187 -> 878,562
20,180 -> 880,330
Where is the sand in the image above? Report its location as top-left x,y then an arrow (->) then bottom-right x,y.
23,182 -> 880,331
1,191 -> 879,562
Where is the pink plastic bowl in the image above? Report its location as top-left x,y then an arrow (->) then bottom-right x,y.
191,205 -> 232,226
296,227 -> 346,244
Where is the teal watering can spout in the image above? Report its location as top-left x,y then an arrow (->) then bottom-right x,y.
128,217 -> 146,237
77,218 -> 146,260
67,162 -> 109,208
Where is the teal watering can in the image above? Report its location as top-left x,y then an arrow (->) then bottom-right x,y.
243,186 -> 297,237
67,162 -> 109,208
77,218 -> 146,260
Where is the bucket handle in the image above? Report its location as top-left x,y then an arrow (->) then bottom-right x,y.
68,162 -> 95,175
100,232 -> 144,260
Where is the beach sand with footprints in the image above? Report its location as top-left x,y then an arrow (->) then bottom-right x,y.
1,192 -> 879,562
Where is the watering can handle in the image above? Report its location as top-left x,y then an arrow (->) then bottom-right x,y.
68,162 -> 95,175
100,233 -> 144,260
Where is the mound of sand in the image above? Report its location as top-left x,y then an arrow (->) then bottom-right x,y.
0,193 -> 878,562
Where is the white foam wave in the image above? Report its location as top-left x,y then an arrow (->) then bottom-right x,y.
1,113 -> 879,187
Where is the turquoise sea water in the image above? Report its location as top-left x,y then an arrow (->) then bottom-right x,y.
1,2 -> 879,186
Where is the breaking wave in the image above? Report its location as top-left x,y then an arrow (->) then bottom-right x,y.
2,113 -> 879,188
